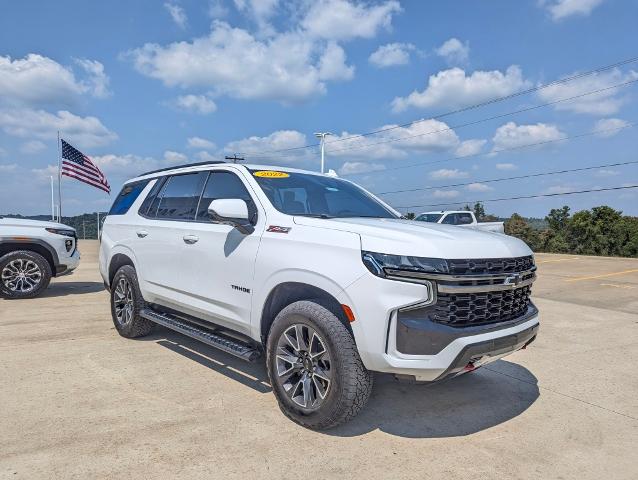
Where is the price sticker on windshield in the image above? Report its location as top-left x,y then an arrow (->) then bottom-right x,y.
253,170 -> 290,178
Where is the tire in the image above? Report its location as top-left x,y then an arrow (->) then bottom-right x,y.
0,250 -> 52,299
266,300 -> 373,430
110,265 -> 152,338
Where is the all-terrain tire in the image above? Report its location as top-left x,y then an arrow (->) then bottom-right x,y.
266,300 -> 373,430
0,250 -> 52,299
110,265 -> 152,338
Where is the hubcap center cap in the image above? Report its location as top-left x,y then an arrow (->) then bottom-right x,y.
303,357 -> 313,371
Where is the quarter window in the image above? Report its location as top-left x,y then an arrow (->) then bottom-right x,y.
108,180 -> 150,216
155,172 -> 208,220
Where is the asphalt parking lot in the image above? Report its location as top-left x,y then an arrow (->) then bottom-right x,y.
1,241 -> 637,479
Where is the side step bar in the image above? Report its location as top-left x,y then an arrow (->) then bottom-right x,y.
140,308 -> 261,362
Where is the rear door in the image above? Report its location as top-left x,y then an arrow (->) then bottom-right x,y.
132,171 -> 208,305
176,169 -> 264,335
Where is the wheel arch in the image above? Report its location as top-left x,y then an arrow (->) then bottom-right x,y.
260,282 -> 353,345
0,240 -> 57,275
108,253 -> 136,288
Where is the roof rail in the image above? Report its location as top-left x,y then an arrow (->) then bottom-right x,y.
140,160 -> 227,177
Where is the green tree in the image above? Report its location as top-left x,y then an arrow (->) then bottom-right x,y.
504,213 -> 539,249
405,212 -> 416,220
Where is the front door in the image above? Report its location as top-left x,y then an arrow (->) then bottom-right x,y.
176,170 -> 264,335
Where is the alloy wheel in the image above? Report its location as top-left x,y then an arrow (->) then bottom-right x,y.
113,277 -> 134,326
275,323 -> 332,410
1,259 -> 42,293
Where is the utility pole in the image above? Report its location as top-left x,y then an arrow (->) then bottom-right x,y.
225,154 -> 244,164
314,132 -> 332,173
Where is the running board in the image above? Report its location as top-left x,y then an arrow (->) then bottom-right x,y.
140,308 -> 261,362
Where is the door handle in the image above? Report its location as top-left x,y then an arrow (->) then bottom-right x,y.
183,234 -> 199,244
136,230 -> 148,238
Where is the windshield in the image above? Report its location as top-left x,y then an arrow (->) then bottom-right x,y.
415,213 -> 443,223
249,170 -> 398,219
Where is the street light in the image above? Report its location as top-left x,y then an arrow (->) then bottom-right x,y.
314,132 -> 332,173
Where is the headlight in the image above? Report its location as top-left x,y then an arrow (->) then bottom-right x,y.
45,228 -> 75,237
362,251 -> 448,278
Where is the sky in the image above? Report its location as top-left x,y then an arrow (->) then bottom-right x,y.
0,0 -> 637,218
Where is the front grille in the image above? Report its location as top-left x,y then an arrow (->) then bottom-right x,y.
431,285 -> 532,328
447,256 -> 534,275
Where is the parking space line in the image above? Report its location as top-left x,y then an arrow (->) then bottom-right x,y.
565,268 -> 638,282
600,283 -> 635,289
536,257 -> 579,264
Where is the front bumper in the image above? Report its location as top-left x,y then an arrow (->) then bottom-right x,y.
339,271 -> 539,382
55,248 -> 80,276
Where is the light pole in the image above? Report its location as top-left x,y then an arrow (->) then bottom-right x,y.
314,132 -> 332,173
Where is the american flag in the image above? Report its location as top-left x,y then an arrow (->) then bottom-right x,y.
61,139 -> 110,194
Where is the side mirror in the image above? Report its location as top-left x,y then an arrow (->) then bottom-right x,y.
208,199 -> 254,234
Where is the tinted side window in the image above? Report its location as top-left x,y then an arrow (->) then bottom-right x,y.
108,180 -> 150,215
138,177 -> 167,217
197,172 -> 257,223
456,213 -> 473,225
156,172 -> 208,220
441,214 -> 456,225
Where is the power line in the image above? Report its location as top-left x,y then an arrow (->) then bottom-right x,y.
340,122 -> 635,176
325,79 -> 638,156
395,185 -> 638,210
236,55 -> 638,157
376,160 -> 638,195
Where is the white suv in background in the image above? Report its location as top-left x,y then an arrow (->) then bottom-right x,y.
0,218 -> 80,298
99,161 -> 539,429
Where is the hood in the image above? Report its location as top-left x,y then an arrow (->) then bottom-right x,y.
0,217 -> 76,231
293,216 -> 531,259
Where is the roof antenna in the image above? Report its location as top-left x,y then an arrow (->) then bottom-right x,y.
225,154 -> 245,164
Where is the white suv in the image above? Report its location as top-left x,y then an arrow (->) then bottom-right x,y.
0,218 -> 80,298
99,161 -> 539,429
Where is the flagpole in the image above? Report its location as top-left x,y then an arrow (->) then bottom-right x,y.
57,131 -> 62,222
50,176 -> 55,221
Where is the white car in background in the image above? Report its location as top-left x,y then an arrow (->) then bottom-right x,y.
415,210 -> 505,233
0,218 -> 80,299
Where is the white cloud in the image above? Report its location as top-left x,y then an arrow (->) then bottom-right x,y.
187,136 -> 216,150
594,169 -> 620,177
301,0 -> 401,42
593,118 -> 630,137
174,94 -> 217,114
224,130 -> 308,163
20,140 -> 47,154
74,59 -> 111,98
318,42 -> 355,81
392,66 -> 530,112
368,43 -> 414,68
208,0 -> 229,18
432,189 -> 459,199
165,2 -> 188,28
127,21 -> 356,104
496,163 -> 517,170
30,164 -> 59,183
541,0 -> 604,21
435,38 -> 469,65
466,182 -> 493,192
537,68 -> 638,115
338,161 -> 385,175
429,168 -> 469,180
233,0 -> 279,33
0,163 -> 17,172
0,54 -> 110,106
492,122 -> 564,152
545,184 -> 576,194
0,108 -> 117,148
164,150 -> 188,163
455,139 -> 486,156
329,119 -> 462,161
195,151 -> 220,162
